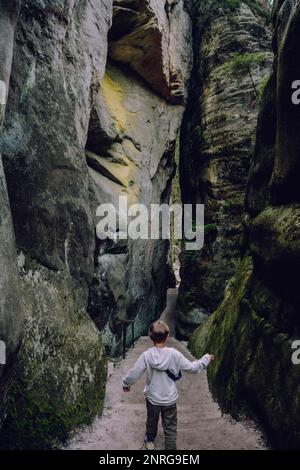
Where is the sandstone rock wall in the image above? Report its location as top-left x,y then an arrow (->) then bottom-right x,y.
0,0 -> 112,448
0,0 -> 192,447
87,63 -> 184,354
0,0 -> 23,429
86,1 -> 192,355
189,0 -> 300,449
176,0 -> 272,338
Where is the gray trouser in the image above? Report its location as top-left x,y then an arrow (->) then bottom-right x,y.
146,399 -> 177,450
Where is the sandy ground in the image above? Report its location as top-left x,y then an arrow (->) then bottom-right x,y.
65,289 -> 267,450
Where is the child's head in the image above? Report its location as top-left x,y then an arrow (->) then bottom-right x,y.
149,320 -> 170,345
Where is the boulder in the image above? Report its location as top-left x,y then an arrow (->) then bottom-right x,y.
108,0 -> 193,103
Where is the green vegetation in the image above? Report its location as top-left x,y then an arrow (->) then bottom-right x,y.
218,52 -> 268,77
196,0 -> 271,29
204,223 -> 218,243
214,52 -> 269,97
196,1 -> 271,96
204,223 -> 218,234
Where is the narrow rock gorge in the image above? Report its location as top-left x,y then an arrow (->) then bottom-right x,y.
1,0 -> 300,452
190,0 -> 300,449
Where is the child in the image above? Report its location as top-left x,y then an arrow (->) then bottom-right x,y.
122,320 -> 215,450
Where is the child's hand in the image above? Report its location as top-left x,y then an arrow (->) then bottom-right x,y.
210,354 -> 215,361
123,385 -> 131,392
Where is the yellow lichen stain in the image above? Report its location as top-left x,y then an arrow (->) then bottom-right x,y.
101,73 -> 127,133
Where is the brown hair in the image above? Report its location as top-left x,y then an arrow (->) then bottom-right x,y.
149,320 -> 170,343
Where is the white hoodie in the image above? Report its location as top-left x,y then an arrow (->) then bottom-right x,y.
122,346 -> 212,406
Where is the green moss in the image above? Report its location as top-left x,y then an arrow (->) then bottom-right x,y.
0,263 -> 107,449
188,314 -> 214,356
189,253 -> 300,448
204,223 -> 218,243
3,363 -> 106,449
204,223 -> 218,234
189,257 -> 253,411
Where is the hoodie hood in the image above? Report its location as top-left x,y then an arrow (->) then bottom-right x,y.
145,347 -> 173,371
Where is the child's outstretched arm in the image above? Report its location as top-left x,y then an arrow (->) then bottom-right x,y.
122,352 -> 147,392
177,352 -> 215,374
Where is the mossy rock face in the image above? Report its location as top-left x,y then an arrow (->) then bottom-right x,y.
189,256 -> 300,449
250,205 -> 300,263
0,260 -> 107,449
189,256 -> 253,390
188,314 -> 214,357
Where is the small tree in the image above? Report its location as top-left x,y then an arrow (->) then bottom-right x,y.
218,52 -> 268,98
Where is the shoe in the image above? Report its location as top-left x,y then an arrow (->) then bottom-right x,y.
144,438 -> 155,450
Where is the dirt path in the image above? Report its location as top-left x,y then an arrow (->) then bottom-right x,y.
66,289 -> 266,450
